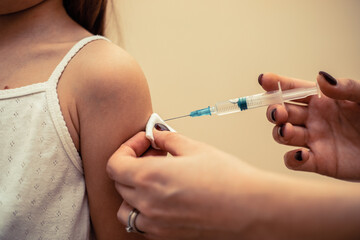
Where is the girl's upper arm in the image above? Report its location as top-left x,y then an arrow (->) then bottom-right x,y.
77,41 -> 151,240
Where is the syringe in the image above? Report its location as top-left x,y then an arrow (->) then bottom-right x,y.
164,83 -> 321,121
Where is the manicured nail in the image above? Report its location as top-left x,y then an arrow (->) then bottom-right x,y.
294,151 -> 302,161
258,73 -> 263,86
155,123 -> 169,131
270,108 -> 276,122
278,125 -> 284,137
319,71 -> 337,85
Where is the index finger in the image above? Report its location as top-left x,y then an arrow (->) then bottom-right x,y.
260,72 -> 315,91
115,131 -> 151,158
107,132 -> 150,185
260,73 -> 317,104
153,130 -> 207,156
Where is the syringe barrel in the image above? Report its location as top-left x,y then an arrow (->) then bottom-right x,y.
245,92 -> 283,109
213,99 -> 241,115
281,86 -> 318,101
213,85 -> 319,116
214,92 -> 282,115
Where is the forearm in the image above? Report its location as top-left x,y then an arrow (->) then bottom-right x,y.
250,173 -> 360,240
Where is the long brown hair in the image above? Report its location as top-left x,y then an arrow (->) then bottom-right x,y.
63,0 -> 108,35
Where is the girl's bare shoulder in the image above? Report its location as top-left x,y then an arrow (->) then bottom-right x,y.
59,37 -> 152,144
72,39 -> 148,97
61,38 -> 151,117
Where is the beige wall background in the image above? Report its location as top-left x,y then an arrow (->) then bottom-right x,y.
106,1 -> 360,181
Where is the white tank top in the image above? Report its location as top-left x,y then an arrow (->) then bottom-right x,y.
0,35 -> 107,240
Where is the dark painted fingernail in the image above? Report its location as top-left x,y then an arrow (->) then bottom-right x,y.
278,125 -> 284,137
258,73 -> 263,86
155,123 -> 169,131
294,151 -> 302,161
319,71 -> 337,85
270,108 -> 276,122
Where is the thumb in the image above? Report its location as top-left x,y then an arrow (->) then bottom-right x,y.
318,71 -> 360,103
153,130 -> 205,156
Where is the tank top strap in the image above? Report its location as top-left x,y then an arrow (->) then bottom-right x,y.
44,35 -> 109,173
47,35 -> 109,86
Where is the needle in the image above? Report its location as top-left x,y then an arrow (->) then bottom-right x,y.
164,114 -> 190,122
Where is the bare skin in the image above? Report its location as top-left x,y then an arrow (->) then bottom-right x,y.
1,0 -> 151,239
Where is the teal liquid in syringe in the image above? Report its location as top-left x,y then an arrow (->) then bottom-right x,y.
165,83 -> 320,121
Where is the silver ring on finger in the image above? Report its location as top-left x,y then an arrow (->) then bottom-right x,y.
126,208 -> 145,234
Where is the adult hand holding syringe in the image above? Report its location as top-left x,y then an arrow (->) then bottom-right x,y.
165,82 -> 321,121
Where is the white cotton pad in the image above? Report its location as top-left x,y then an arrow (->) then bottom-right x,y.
145,113 -> 176,149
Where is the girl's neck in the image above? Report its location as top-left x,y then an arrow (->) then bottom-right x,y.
0,0 -> 84,45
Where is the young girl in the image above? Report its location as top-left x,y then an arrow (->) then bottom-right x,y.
0,0 -> 150,239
